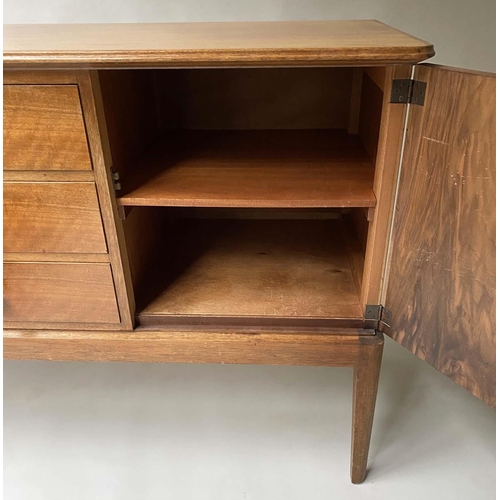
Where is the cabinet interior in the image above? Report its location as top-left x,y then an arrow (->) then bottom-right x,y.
99,67 -> 385,328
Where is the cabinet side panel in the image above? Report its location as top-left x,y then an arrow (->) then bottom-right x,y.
77,71 -> 136,329
97,70 -> 163,305
360,65 -> 412,307
358,71 -> 384,164
384,65 -> 496,407
98,70 -> 160,180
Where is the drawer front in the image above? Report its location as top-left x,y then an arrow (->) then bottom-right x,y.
4,85 -> 92,171
4,263 -> 120,324
4,182 -> 108,254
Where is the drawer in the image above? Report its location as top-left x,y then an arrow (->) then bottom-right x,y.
4,182 -> 108,254
4,263 -> 120,324
4,85 -> 92,170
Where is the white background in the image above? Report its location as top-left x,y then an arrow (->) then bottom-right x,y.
3,1 -> 496,499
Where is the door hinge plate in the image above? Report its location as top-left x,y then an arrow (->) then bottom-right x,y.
110,167 -> 121,191
380,307 -> 392,328
390,79 -> 427,106
364,304 -> 382,321
364,304 -> 392,331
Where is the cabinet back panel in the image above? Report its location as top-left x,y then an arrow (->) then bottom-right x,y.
154,68 -> 353,130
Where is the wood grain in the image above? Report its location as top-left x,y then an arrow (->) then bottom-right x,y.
77,71 -> 136,330
4,21 -> 434,69
122,206 -> 166,294
350,209 -> 369,255
342,215 -> 365,297
4,85 -> 92,170
136,219 -> 363,323
98,70 -> 160,180
4,252 -> 109,263
118,130 -> 377,209
348,69 -> 363,134
351,331 -> 384,483
4,69 -> 78,84
4,182 -> 107,254
360,65 -> 412,307
155,67 -> 353,131
359,71 -> 384,164
3,170 -> 95,182
3,327 -> 373,365
384,65 -> 496,407
4,263 -> 120,324
363,66 -> 386,91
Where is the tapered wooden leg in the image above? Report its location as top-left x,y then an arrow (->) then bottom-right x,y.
351,331 -> 384,484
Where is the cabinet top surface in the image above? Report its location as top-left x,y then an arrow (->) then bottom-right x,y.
4,20 -> 434,69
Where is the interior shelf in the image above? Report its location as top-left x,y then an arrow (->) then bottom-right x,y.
118,129 -> 377,209
135,218 -> 364,326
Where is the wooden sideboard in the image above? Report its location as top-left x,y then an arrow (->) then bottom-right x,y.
3,21 -> 495,483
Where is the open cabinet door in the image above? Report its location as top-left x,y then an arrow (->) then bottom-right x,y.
383,64 -> 495,407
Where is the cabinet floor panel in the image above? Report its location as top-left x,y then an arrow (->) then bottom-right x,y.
136,219 -> 363,325
118,130 -> 376,209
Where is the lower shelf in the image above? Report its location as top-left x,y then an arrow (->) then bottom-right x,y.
136,218 -> 364,326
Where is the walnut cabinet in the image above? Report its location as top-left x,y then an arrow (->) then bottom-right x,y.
3,21 -> 495,483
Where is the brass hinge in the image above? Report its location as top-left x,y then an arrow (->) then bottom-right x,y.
364,305 -> 392,331
390,79 -> 427,106
110,167 -> 122,191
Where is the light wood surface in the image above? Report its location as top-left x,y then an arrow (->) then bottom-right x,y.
3,170 -> 95,182
3,252 -> 109,263
4,70 -> 78,84
4,263 -> 120,324
363,66 -> 386,90
118,130 -> 377,209
136,219 -> 363,323
3,85 -> 92,170
4,21 -> 434,69
4,182 -> 107,254
4,327 -> 372,365
383,65 -> 496,407
351,332 -> 384,483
